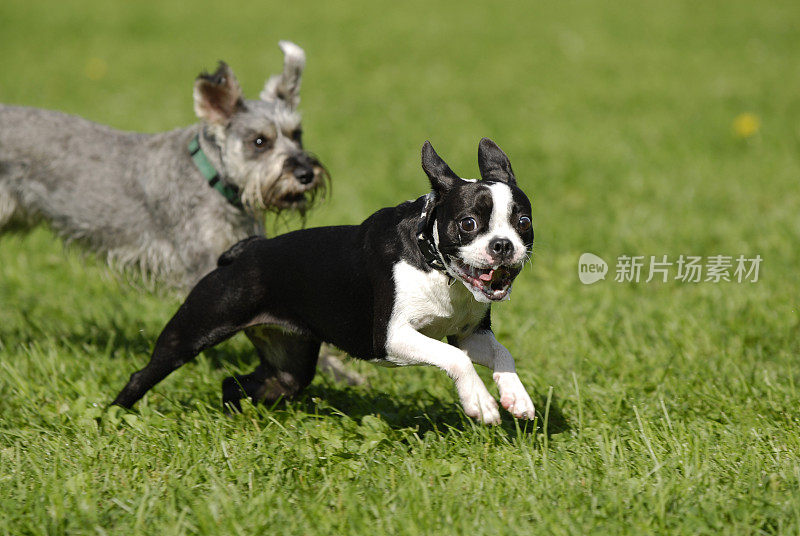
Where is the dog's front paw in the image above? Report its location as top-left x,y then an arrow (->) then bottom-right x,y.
458,380 -> 501,425
494,372 -> 535,420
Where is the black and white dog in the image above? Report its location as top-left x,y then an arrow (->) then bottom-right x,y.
112,138 -> 535,424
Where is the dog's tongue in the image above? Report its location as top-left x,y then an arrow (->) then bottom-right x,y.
478,269 -> 495,282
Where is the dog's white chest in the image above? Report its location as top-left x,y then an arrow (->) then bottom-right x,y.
390,261 -> 489,341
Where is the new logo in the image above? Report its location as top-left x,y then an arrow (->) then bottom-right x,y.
578,253 -> 608,285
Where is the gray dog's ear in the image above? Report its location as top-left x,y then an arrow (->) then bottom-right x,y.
421,141 -> 460,193
260,40 -> 305,109
477,138 -> 516,185
193,61 -> 243,126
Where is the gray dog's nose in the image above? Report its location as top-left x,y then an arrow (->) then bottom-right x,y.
293,167 -> 315,185
488,237 -> 514,259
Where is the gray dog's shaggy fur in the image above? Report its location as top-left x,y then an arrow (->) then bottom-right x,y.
0,41 -> 326,289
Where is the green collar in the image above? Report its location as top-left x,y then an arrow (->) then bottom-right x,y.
188,134 -> 243,209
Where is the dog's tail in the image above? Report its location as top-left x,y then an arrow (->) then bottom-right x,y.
217,236 -> 262,266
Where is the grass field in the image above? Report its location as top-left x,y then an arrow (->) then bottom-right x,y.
2,0 -> 800,534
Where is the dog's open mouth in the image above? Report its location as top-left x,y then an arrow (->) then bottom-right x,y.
277,192 -> 309,208
450,260 -> 521,301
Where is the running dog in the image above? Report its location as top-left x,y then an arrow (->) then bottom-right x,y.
112,139 -> 536,424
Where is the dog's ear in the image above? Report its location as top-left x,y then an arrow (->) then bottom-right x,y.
193,61 -> 244,126
421,141 -> 460,193
260,40 -> 305,109
477,138 -> 516,185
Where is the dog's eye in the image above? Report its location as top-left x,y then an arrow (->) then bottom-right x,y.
518,216 -> 532,231
291,129 -> 303,143
459,217 -> 477,232
253,136 -> 271,151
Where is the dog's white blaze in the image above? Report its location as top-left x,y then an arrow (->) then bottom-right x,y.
458,182 -> 527,268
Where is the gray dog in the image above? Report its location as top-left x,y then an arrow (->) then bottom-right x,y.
0,41 -> 325,288
0,41 -> 361,384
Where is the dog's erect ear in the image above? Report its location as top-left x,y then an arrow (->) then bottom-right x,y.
260,40 -> 305,109
477,138 -> 516,185
421,141 -> 460,193
193,61 -> 244,126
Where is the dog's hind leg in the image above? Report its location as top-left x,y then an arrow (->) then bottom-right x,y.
111,269 -> 264,409
317,351 -> 366,386
111,313 -> 243,409
222,326 -> 320,410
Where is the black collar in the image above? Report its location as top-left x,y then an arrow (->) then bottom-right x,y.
416,193 -> 452,279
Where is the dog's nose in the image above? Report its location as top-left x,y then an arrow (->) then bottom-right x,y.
488,237 -> 514,259
293,167 -> 315,185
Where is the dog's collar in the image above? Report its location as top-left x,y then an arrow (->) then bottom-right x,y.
188,134 -> 243,209
416,193 -> 452,279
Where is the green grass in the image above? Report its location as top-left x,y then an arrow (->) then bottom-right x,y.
2,0 -> 800,534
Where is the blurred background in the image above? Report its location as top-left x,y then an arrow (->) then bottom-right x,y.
1,1 -> 799,532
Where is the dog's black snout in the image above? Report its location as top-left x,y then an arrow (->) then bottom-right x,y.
286,154 -> 316,185
488,237 -> 514,259
293,166 -> 315,185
